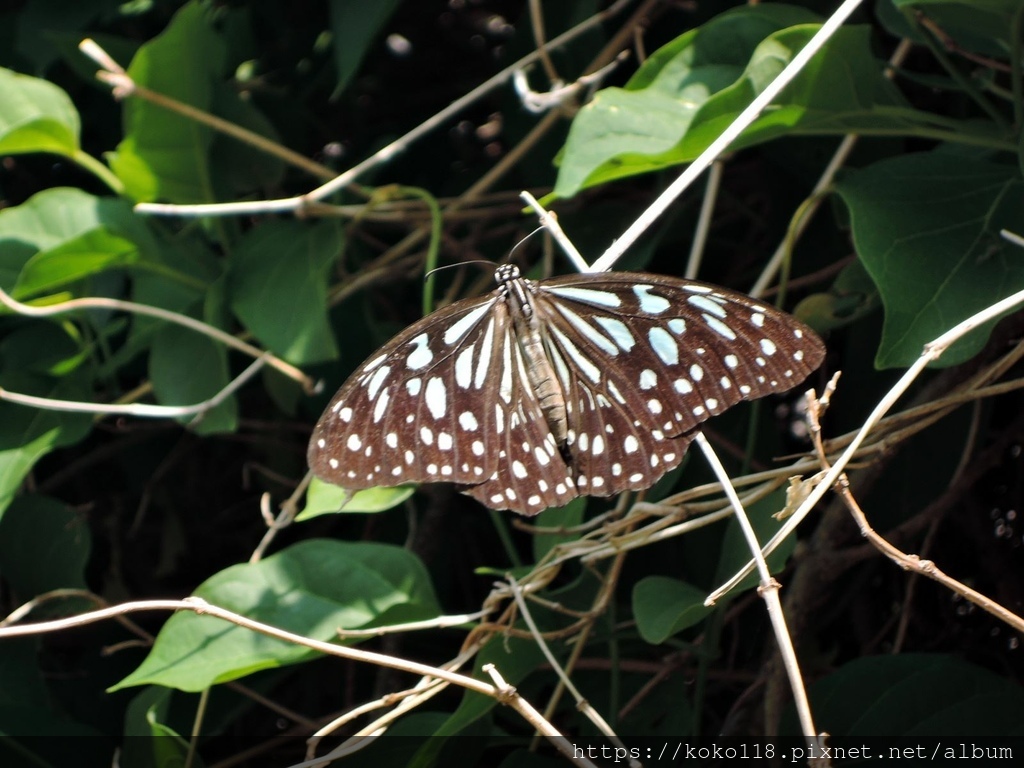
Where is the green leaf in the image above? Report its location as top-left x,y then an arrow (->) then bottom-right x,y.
298,477 -> 415,519
889,0 -> 1021,58
633,576 -> 712,644
834,152 -> 1024,368
329,0 -> 403,97
110,539 -> 441,692
16,230 -> 139,299
121,687 -> 197,768
0,495 -> 90,599
107,3 -> 224,203
793,259 -> 881,333
0,67 -> 80,158
228,220 -> 342,364
125,235 -> 221,357
208,80 -> 285,194
554,6 -> 925,197
791,654 -> 1024,740
0,187 -> 159,299
0,323 -> 88,377
0,373 -> 92,517
0,640 -> 109,765
11,1 -> 119,72
149,322 -> 237,435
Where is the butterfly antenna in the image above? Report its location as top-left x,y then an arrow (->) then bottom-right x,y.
424,259 -> 498,281
508,225 -> 546,263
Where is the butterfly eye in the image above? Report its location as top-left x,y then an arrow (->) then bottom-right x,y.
308,268 -> 825,515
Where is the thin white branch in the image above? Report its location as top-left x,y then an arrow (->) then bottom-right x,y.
0,285 -> 313,390
684,161 -> 722,280
709,284 -> 1024,602
591,0 -> 867,273
0,356 -> 267,418
133,0 -> 634,219
506,576 -> 636,766
747,37 -> 913,298
521,191 -> 589,272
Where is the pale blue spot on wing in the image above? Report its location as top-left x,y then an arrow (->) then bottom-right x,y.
648,327 -> 678,365
688,294 -> 727,318
704,315 -> 736,340
550,324 -> 601,383
553,303 -> 618,356
593,316 -> 635,351
633,285 -> 670,314
545,285 -> 622,308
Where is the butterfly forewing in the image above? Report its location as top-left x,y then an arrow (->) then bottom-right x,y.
309,267 -> 825,515
309,294 -> 506,490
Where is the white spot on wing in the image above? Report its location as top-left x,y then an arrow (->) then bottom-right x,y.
406,334 -> 433,370
459,411 -> 478,431
373,387 -> 390,423
362,353 -> 387,373
546,285 -> 622,307
425,377 -> 447,419
455,345 -> 474,388
633,285 -> 670,314
366,365 -> 390,400
594,316 -> 635,351
688,294 -> 727,317
443,301 -> 492,345
648,327 -> 679,365
704,315 -> 737,340
553,303 -> 618,356
474,318 -> 495,388
549,324 -> 601,383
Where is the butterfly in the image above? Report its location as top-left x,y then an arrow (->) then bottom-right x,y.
308,265 -> 825,515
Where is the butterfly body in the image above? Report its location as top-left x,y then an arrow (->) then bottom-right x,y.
309,266 -> 825,515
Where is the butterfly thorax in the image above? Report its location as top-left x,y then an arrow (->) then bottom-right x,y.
497,266 -> 569,446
